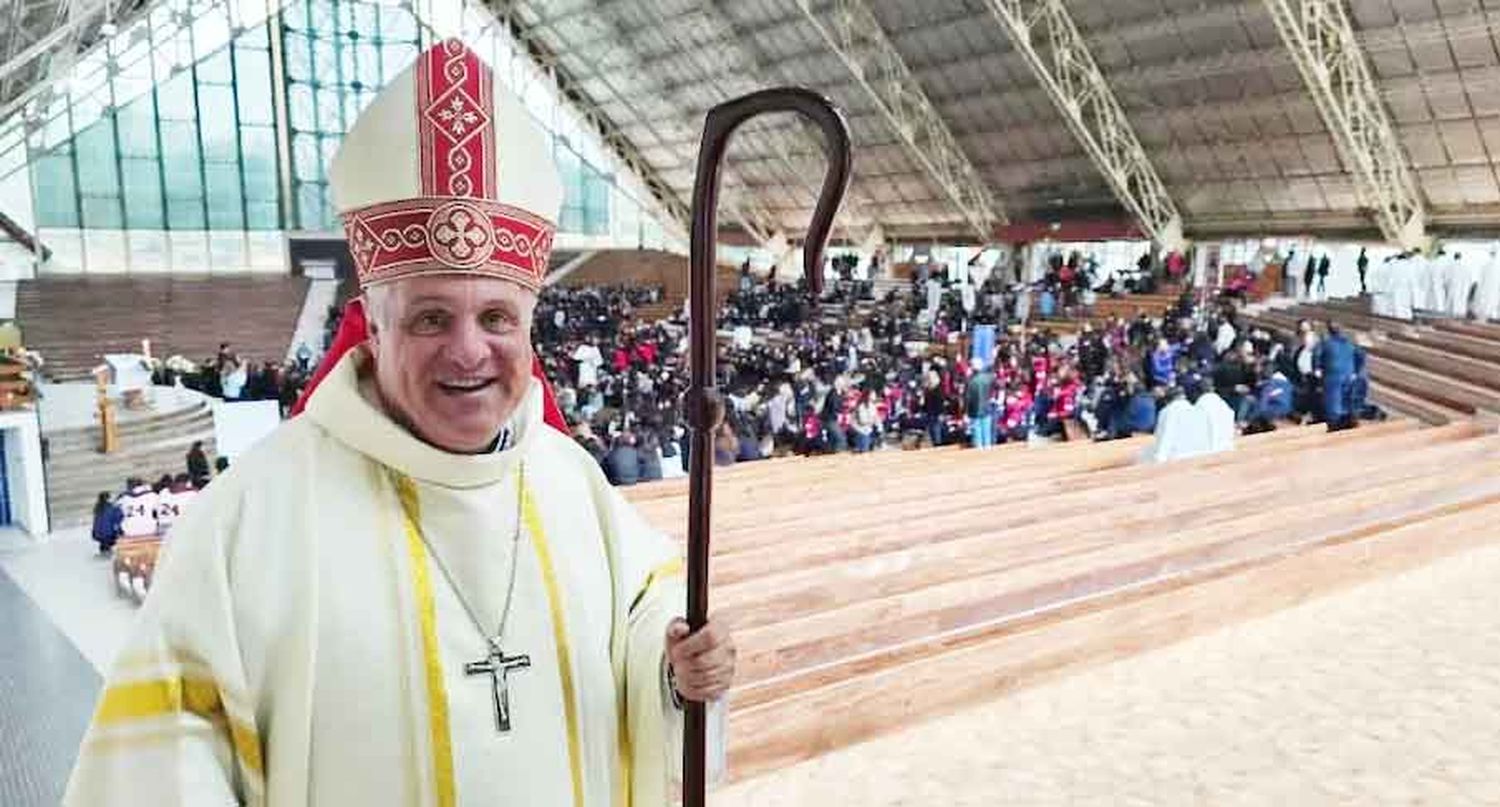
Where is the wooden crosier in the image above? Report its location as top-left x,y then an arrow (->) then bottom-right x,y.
681,88 -> 852,807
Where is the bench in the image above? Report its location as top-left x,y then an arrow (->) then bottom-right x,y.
712,426 -> 1500,779
112,536 -> 162,603
623,410 -> 1499,780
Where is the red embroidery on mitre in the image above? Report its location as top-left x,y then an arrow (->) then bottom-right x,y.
343,197 -> 555,289
417,39 -> 496,199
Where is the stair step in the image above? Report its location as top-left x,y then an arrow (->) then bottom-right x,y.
47,419 -> 215,454
44,405 -> 214,450
47,446 -> 220,526
49,436 -> 216,473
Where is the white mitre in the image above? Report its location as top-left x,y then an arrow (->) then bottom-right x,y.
329,38 -> 562,291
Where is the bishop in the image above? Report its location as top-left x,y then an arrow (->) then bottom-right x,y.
64,39 -> 736,807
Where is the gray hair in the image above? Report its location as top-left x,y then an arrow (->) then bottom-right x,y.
362,285 -> 395,334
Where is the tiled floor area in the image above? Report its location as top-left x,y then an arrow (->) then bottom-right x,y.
1,529 -> 138,672
0,535 -> 105,807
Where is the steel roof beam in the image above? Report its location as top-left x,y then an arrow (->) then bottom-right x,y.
982,0 -> 1183,250
1264,0 -> 1426,248
795,0 -> 1004,242
0,0 -> 114,114
547,0 -> 783,242
482,0 -> 698,239
570,6 -> 1490,129
692,0 -> 884,244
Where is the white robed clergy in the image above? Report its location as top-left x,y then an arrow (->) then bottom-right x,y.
1368,256 -> 1391,317
1389,255 -> 1417,321
1419,251 -> 1445,313
64,40 -> 735,807
1195,388 -> 1237,454
1145,392 -> 1213,464
1402,253 -> 1425,312
925,274 -> 943,314
1443,251 -> 1476,317
1478,246 -> 1500,322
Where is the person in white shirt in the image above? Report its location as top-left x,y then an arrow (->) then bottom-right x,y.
220,359 -> 248,400
116,478 -> 160,538
570,338 -> 603,389
1369,255 -> 1392,317
1445,251 -> 1475,317
1405,252 -> 1430,312
1389,255 -> 1416,320
1296,330 -> 1320,379
154,474 -> 198,535
1477,246 -> 1500,322
766,382 -> 793,437
1146,389 -> 1213,464
1214,318 -> 1237,357
1422,252 -> 1446,310
1195,385 -> 1237,454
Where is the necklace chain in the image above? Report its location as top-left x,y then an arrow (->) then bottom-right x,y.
394,462 -> 526,648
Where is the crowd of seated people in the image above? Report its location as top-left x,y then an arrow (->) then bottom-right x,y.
533,283 -> 664,344
533,262 -> 1381,485
114,257 -> 1377,493
1077,309 -> 1378,440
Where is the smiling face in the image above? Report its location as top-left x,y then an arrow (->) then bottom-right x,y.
365,274 -> 536,454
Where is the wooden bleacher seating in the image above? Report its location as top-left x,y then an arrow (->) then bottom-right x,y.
553,249 -> 738,324
623,415 -> 1500,782
16,275 -> 311,382
1431,318 -> 1500,342
554,252 -> 1190,347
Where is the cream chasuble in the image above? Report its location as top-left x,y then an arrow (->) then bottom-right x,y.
65,347 -> 692,806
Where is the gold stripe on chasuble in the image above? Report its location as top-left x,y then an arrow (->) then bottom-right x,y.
629,558 -> 685,615
393,472 -> 587,807
618,556 -> 685,806
393,475 -> 458,807
616,702 -> 632,807
379,466 -> 424,807
91,674 -> 265,780
521,485 -> 588,807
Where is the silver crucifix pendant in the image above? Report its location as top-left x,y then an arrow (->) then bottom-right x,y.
464,640 -> 531,732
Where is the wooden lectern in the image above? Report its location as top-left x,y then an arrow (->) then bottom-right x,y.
93,365 -> 119,454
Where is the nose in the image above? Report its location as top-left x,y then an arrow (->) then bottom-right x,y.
442,317 -> 490,370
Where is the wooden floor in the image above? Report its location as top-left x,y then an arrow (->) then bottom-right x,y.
624,416 -> 1500,782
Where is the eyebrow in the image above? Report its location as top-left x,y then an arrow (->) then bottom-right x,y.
405,295 -> 518,311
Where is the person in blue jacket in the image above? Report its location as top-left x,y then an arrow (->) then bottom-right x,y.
1110,379 -> 1159,438
1318,322 -> 1360,431
91,492 -> 123,556
1253,370 -> 1296,424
